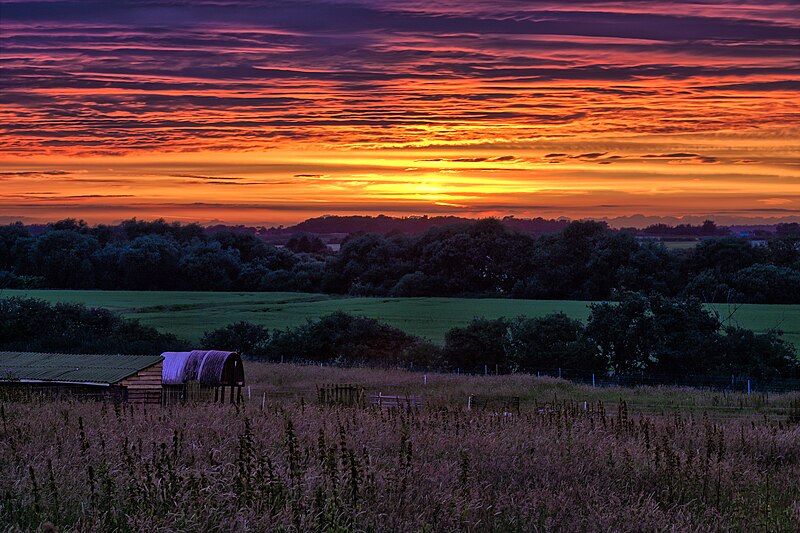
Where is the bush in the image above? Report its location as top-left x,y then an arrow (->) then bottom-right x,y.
443,317 -> 510,372
505,314 -> 602,373
0,297 -> 188,354
265,312 -> 421,366
201,321 -> 271,356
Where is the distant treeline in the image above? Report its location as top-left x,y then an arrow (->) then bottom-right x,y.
1,294 -> 797,379
1,217 -> 799,303
263,214 -> 571,237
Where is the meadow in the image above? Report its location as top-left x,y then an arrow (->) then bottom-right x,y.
2,363 -> 799,532
4,289 -> 800,350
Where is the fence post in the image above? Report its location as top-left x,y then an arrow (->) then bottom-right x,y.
592,374 -> 595,388
537,371 -> 540,380
467,395 -> 472,411
280,355 -> 284,364
484,365 -> 488,376
457,368 -> 460,375
731,373 -> 734,387
495,364 -> 498,375
424,374 -> 427,385
747,379 -> 751,395
558,368 -> 561,379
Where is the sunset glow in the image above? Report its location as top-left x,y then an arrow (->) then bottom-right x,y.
1,1 -> 799,226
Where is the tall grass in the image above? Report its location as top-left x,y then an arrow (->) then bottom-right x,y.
1,365 -> 799,532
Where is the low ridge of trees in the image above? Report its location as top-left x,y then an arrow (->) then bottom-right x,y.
1,217 -> 799,303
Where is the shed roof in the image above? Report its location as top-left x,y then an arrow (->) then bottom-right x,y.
0,352 -> 163,386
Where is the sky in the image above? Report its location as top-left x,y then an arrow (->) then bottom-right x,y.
1,0 -> 799,227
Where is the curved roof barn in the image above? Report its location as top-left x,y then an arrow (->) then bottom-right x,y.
161,350 -> 244,386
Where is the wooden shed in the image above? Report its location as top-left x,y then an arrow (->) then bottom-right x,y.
161,350 -> 245,404
0,352 -> 164,404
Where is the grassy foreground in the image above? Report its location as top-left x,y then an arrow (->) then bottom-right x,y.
3,289 -> 800,350
2,363 -> 799,532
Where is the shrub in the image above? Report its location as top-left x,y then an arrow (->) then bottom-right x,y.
0,297 -> 188,354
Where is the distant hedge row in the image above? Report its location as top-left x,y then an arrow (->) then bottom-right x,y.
0,297 -> 188,355
1,293 -> 796,379
200,292 -> 799,379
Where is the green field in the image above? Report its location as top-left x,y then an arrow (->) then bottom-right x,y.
3,290 -> 799,350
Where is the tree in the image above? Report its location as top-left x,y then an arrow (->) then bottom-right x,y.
25,230 -> 99,288
116,235 -> 181,289
690,237 -> 764,274
729,264 -> 800,304
265,312 -> 419,365
586,292 -> 720,375
178,240 -> 241,290
443,317 -> 510,372
713,327 -> 799,378
201,322 -> 270,355
505,314 -> 602,373
0,297 -> 187,354
0,223 -> 29,270
286,233 -> 328,254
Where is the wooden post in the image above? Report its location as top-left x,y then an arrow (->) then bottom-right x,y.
261,393 -> 266,412
467,395 -> 472,411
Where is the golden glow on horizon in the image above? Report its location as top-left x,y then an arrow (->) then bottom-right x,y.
1,1 -> 799,225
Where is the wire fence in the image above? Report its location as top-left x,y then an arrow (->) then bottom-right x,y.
246,357 -> 800,394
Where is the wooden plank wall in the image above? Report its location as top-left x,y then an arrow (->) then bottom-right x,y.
119,361 -> 163,404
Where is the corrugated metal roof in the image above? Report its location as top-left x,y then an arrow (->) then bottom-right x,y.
0,352 -> 163,385
161,350 -> 244,386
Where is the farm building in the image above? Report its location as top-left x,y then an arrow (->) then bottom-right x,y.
161,350 -> 245,404
0,352 -> 163,404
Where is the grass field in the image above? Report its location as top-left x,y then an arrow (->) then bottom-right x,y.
2,363 -> 799,531
3,289 -> 800,351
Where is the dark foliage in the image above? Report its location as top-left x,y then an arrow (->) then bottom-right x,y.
200,321 -> 271,355
200,312 -> 447,368
199,294 -> 797,378
1,217 -> 798,303
0,297 -> 188,354
505,314 -> 603,374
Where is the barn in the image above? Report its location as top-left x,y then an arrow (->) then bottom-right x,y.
161,350 -> 245,404
0,352 -> 164,404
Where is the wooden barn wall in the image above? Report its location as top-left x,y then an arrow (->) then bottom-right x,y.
119,361 -> 163,404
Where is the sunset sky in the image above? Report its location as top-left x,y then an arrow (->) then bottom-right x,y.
1,1 -> 799,226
